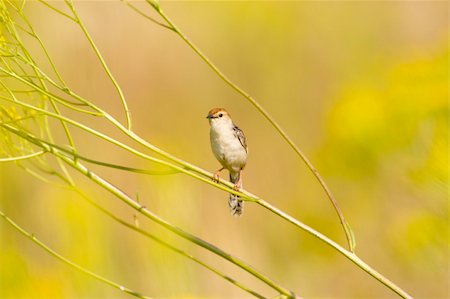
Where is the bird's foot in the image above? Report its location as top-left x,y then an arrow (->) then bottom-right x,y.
233,180 -> 242,191
212,171 -> 221,183
212,167 -> 224,183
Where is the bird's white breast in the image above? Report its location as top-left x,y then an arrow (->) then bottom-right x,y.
210,122 -> 247,173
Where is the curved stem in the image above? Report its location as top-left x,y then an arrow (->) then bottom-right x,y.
0,1 -> 76,185
0,210 -> 152,299
2,119 -> 412,299
2,123 -> 296,298
13,135 -> 178,175
36,0 -> 77,22
0,150 -> 45,162
71,187 -> 266,299
65,0 -> 132,130
56,152 -> 297,298
121,0 -> 174,31
256,199 -> 413,299
149,3 -> 355,252
1,3 -> 413,296
0,68 -> 102,115
0,97 -> 253,200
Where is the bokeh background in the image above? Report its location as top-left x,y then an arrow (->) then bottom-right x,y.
0,1 -> 448,298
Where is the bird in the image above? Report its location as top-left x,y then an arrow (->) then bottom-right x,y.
206,108 -> 248,216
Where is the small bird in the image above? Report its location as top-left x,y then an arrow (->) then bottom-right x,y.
206,108 -> 248,216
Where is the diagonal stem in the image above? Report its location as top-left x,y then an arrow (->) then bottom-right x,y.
1,123 -> 298,298
143,1 -> 355,253
71,187 -> 267,299
0,210 -> 152,299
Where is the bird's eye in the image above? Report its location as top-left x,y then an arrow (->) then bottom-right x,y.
219,113 -> 223,117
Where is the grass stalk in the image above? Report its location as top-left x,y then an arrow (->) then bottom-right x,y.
2,123 -> 296,298
1,2 -> 415,297
71,187 -> 267,299
144,1 -> 355,252
2,111 -> 412,298
1,76 -> 412,297
0,149 -> 44,161
65,0 -> 132,130
257,199 -> 413,299
0,210 -> 152,299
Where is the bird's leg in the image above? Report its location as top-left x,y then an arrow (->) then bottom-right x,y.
233,169 -> 243,190
213,167 -> 224,182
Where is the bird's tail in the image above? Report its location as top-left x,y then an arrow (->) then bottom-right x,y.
229,172 -> 243,217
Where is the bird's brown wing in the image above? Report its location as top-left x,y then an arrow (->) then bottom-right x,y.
233,125 -> 248,152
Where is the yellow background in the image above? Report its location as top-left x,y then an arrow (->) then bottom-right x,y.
0,1 -> 448,298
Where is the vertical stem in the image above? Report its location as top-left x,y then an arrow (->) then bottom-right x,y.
65,0 -> 132,130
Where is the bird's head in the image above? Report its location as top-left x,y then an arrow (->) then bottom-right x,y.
206,108 -> 232,126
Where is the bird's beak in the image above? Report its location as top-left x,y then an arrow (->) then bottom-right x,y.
206,114 -> 214,119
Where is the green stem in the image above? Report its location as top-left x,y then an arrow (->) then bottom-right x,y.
0,89 -> 413,297
65,0 -> 132,130
70,158 -> 295,297
1,3 -> 413,296
36,0 -> 77,22
0,5 -> 76,184
150,4 -> 355,252
256,199 -> 413,299
1,123 -> 296,298
71,187 -> 266,299
121,0 -> 174,31
0,96 -> 253,200
0,210 -> 152,299
0,67 -> 102,115
9,134 -> 178,175
0,150 -> 45,162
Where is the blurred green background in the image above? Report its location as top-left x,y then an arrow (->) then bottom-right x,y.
0,1 -> 448,298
